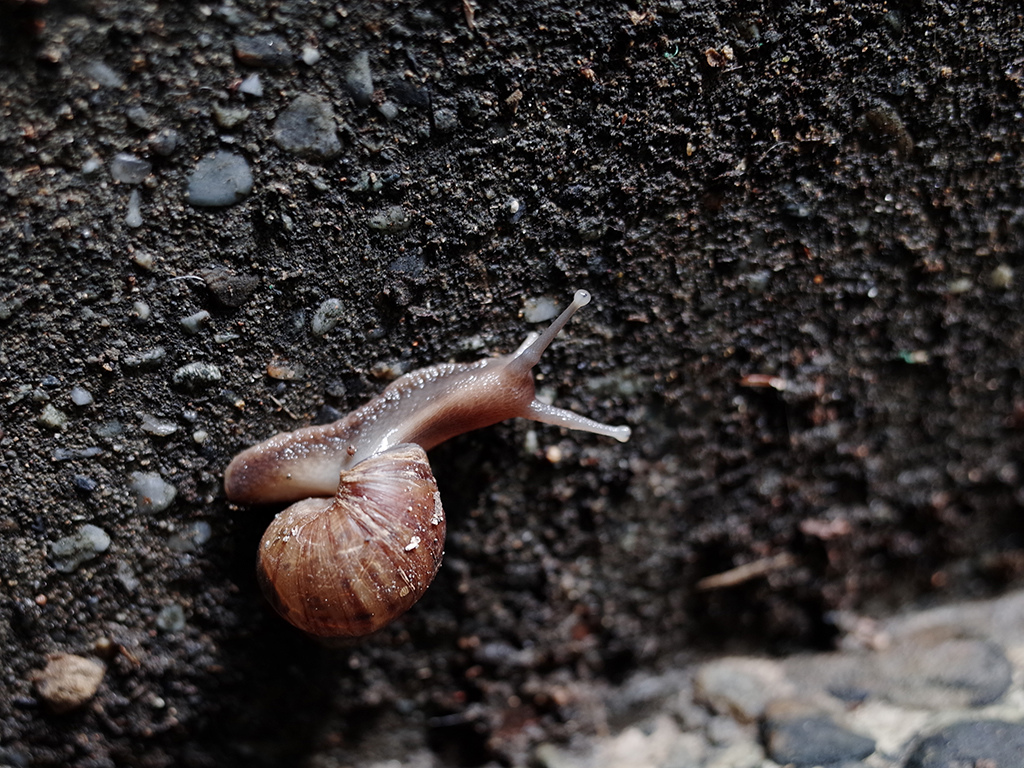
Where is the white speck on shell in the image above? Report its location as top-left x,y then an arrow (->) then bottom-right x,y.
430,492 -> 443,525
405,536 -> 421,552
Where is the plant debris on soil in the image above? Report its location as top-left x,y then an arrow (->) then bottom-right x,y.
1,1 -> 1022,766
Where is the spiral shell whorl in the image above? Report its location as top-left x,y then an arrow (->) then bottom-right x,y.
256,443 -> 446,637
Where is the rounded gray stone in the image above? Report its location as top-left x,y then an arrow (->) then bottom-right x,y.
368,205 -> 411,233
432,107 -> 458,134
129,471 -> 177,514
764,715 -> 876,767
906,720 -> 1024,768
311,298 -> 346,336
149,128 -> 179,157
272,94 -> 341,161
186,151 -> 253,208
110,153 -> 152,184
344,51 -> 374,106
172,361 -> 222,391
156,603 -> 186,632
50,525 -> 111,573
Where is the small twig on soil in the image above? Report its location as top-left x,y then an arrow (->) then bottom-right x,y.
269,395 -> 302,421
696,552 -> 796,590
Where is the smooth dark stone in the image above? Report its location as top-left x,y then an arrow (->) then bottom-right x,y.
764,715 -> 876,767
906,720 -> 1024,768
233,35 -> 293,68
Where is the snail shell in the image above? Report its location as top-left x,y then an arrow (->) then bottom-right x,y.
256,443 -> 445,637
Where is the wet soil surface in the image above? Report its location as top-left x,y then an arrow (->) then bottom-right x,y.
1,1 -> 1022,766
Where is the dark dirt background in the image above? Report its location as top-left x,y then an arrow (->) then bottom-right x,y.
1,1 -> 1022,766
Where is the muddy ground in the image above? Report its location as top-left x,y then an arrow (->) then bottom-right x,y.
1,1 -> 1022,766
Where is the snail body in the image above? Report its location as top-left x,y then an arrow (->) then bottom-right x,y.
226,290 -> 630,637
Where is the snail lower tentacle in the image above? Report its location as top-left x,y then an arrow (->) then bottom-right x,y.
226,289 -> 631,638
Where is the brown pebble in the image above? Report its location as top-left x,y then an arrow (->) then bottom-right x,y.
863,105 -> 914,154
200,267 -> 259,307
31,653 -> 105,713
266,358 -> 305,380
232,34 -> 294,69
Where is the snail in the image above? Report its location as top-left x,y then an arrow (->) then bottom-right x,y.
225,289 -> 631,637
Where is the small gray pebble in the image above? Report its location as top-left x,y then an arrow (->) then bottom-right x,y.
432,107 -> 459,134
110,153 -> 152,185
217,4 -> 243,25
764,715 -> 876,767
125,189 -> 143,228
149,128 -> 179,157
180,310 -> 211,334
69,386 -> 94,407
172,362 -> 222,391
129,471 -> 177,514
906,720 -> 1024,768
233,34 -> 294,68
140,414 -> 178,437
301,45 -> 321,66
369,205 -> 411,233
946,276 -> 970,294
523,296 -> 560,323
344,51 -> 374,106
238,73 -> 263,97
744,270 -> 771,294
347,170 -> 387,195
173,364 -> 223,393
50,524 -> 111,573
168,521 -> 213,553
52,446 -> 103,461
213,104 -> 251,129
91,420 -> 123,439
990,263 -> 1013,289
83,61 -> 124,88
125,106 -> 157,130
116,561 -> 139,592
377,101 -> 400,121
72,475 -> 98,493
155,604 -> 186,632
311,298 -> 346,336
872,637 -> 1013,708
272,94 -> 341,161
38,404 -> 68,430
132,251 -> 156,271
186,151 -> 253,208
123,346 -> 166,369
325,380 -> 347,399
